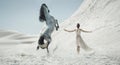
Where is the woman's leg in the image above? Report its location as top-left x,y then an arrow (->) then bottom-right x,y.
77,46 -> 80,54
76,38 -> 80,54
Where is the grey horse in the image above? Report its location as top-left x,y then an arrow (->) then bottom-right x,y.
37,3 -> 59,53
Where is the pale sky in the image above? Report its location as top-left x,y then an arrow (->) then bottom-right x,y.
0,0 -> 83,35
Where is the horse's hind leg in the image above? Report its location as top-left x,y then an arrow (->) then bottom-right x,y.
47,47 -> 49,53
46,37 -> 51,53
43,34 -> 51,53
46,41 -> 50,53
36,46 -> 39,50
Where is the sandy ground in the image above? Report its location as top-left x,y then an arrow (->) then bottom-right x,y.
0,0 -> 120,65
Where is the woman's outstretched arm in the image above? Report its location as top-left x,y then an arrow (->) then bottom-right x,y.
64,29 -> 76,32
80,29 -> 92,33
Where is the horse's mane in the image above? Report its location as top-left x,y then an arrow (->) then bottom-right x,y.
39,3 -> 50,22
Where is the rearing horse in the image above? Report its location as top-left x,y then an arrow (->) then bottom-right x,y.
37,3 -> 59,53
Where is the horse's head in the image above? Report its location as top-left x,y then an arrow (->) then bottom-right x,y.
39,3 -> 50,22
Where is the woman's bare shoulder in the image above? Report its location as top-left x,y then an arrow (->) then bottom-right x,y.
74,29 -> 77,31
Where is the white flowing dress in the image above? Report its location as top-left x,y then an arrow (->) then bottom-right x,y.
76,29 -> 92,51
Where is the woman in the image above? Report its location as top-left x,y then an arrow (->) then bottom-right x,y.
64,23 -> 92,54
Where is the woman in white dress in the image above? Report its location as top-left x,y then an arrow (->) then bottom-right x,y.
64,23 -> 92,54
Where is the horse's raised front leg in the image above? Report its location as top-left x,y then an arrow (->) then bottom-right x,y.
55,20 -> 59,31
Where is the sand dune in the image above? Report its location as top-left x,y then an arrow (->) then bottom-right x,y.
0,29 -> 37,45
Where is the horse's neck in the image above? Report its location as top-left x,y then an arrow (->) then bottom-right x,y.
43,7 -> 56,27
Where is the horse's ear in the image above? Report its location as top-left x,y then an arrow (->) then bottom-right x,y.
42,3 -> 50,13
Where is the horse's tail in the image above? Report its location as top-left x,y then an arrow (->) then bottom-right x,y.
38,35 -> 45,45
37,35 -> 45,50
